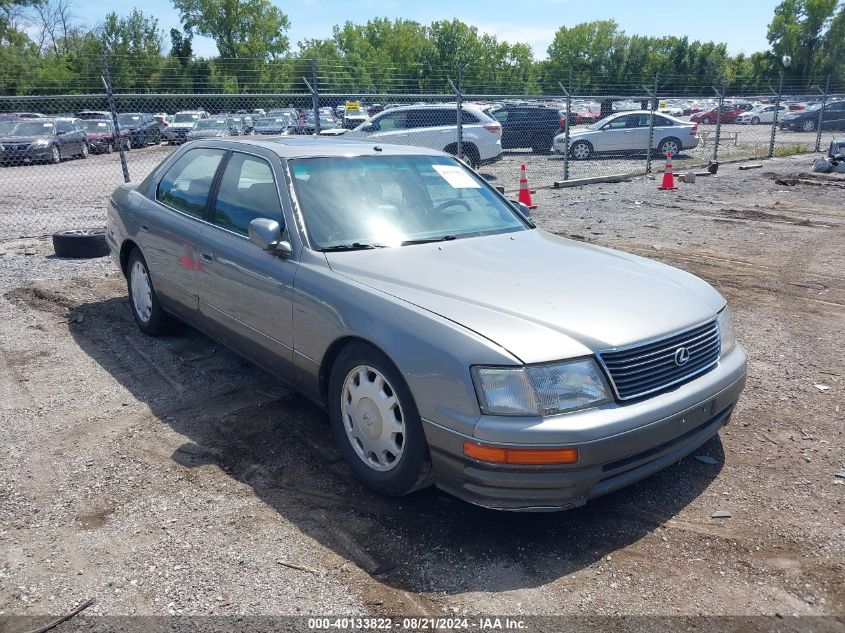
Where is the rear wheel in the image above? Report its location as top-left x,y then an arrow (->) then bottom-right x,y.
444,143 -> 480,168
801,119 -> 816,132
657,137 -> 682,157
702,117 -> 711,124
328,342 -> 431,496
106,141 -> 114,154
126,249 -> 177,336
531,134 -> 554,154
570,140 -> 592,160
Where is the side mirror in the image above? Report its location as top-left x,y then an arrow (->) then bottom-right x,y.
510,200 -> 532,220
248,218 -> 292,258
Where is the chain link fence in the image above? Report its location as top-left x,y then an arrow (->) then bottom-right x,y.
1,58 -> 844,242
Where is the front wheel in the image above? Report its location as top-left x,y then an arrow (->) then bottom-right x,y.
702,117 -> 711,124
750,116 -> 760,125
126,249 -> 177,336
79,142 -> 89,159
328,343 -> 431,496
50,145 -> 61,164
801,119 -> 816,132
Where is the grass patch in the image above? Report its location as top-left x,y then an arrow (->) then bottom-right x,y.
772,143 -> 813,157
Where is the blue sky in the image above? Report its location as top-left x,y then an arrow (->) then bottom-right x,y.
69,0 -> 779,59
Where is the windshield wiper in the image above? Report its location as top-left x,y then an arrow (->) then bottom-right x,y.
319,242 -> 388,252
401,235 -> 457,246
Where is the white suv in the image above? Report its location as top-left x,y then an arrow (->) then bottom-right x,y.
345,104 -> 502,166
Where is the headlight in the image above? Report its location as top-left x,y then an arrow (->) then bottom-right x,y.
32,139 -> 49,147
472,359 -> 612,416
717,306 -> 736,356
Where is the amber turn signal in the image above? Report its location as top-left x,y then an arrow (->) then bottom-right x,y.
463,442 -> 578,465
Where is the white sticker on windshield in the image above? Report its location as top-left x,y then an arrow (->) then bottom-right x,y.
433,164 -> 481,188
43,123 -> 52,127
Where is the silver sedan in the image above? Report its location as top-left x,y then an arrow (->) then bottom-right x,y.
106,137 -> 746,511
555,111 -> 700,159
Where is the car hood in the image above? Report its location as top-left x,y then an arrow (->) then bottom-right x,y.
325,230 -> 725,363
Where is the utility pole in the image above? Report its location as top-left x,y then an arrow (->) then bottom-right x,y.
644,73 -> 659,174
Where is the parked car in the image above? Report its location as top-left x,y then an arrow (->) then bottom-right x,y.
690,106 -> 743,124
342,107 -> 368,129
554,111 -> 699,160
77,110 -> 113,120
0,118 -> 89,165
118,112 -> 161,147
735,105 -> 788,125
163,111 -> 209,144
779,100 -> 845,132
153,113 -> 171,134
186,118 -> 239,140
253,116 -> 294,135
81,119 -> 131,153
291,113 -> 339,135
105,137 -> 747,511
345,104 -> 502,167
486,104 -> 566,154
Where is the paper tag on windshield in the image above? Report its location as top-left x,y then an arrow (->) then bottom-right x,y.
433,164 -> 481,188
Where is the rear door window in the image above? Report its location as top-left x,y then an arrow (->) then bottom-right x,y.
156,148 -> 226,218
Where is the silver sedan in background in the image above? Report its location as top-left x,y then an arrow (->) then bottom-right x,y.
555,111 -> 700,160
106,137 -> 746,511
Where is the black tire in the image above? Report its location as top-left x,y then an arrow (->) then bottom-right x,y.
750,116 -> 760,125
79,142 -> 89,159
801,119 -> 816,132
570,140 -> 593,160
444,143 -> 480,168
702,117 -> 711,124
125,248 -> 177,336
328,342 -> 431,496
50,144 -> 61,164
52,228 -> 109,258
657,137 -> 682,157
106,141 -> 114,154
125,138 -> 132,151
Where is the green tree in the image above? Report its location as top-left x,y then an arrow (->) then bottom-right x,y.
767,0 -> 840,83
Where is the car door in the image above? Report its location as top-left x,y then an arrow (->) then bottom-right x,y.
596,114 -> 636,152
822,101 -> 845,129
145,147 -> 227,319
195,149 -> 297,380
362,110 -> 409,145
490,108 -> 514,148
55,121 -> 75,155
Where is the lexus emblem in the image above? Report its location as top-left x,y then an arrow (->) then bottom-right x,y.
674,347 -> 691,366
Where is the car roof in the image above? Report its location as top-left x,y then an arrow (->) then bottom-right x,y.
191,136 -> 448,159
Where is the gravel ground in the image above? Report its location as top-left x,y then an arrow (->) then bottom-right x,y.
1,122 -> 840,240
0,155 -> 843,626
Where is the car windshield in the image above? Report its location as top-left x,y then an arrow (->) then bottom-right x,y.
118,114 -> 142,125
11,121 -> 54,136
174,114 -> 200,123
195,119 -> 227,130
83,120 -> 111,131
0,121 -> 17,135
289,155 -> 529,249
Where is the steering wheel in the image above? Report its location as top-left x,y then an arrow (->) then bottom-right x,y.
428,199 -> 472,215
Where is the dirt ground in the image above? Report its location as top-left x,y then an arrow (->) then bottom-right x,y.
0,155 -> 843,625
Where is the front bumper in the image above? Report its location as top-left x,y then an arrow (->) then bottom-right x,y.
0,145 -> 52,162
423,345 -> 747,511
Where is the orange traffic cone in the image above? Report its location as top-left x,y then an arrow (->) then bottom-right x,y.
659,151 -> 677,190
518,164 -> 537,208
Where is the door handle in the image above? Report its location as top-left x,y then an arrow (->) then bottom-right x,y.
140,224 -> 149,232
200,252 -> 214,263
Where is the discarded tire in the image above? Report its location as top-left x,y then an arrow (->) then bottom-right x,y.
52,228 -> 110,258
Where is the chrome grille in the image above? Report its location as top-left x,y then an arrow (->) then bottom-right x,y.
596,319 -> 720,401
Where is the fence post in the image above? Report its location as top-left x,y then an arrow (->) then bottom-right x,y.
558,73 -> 572,181
712,84 -> 725,162
310,59 -> 320,135
644,73 -> 658,174
815,75 -> 830,152
101,53 -> 130,184
448,61 -> 467,162
768,72 -> 784,158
